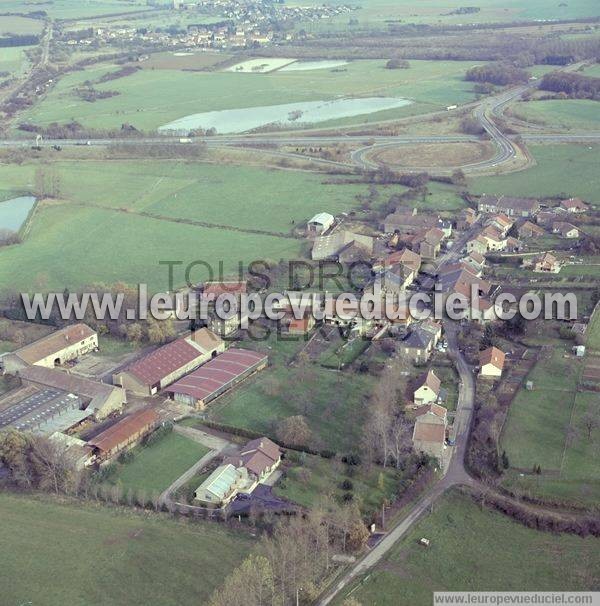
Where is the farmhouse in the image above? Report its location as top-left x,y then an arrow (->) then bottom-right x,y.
527,252 -> 561,273
113,329 -> 225,396
479,346 -> 505,378
306,212 -> 334,236
480,225 -> 506,251
552,222 -> 579,239
224,436 -> 282,483
16,365 -> 125,420
166,348 -> 268,410
466,235 -> 488,255
486,214 -> 514,236
413,369 -> 441,405
311,230 -> 374,261
412,403 -> 447,461
456,207 -> 478,231
383,209 -> 440,234
87,407 -> 160,463
477,195 -> 540,218
517,221 -> 545,239
194,464 -> 248,507
201,281 -> 248,336
1,323 -> 98,373
560,197 -> 589,213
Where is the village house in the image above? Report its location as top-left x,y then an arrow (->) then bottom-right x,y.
466,235 -> 489,255
486,214 -> 514,236
87,407 -> 160,463
461,252 -> 486,276
456,207 -> 479,231
480,225 -> 506,251
413,369 -> 441,405
505,237 -> 522,253
1,323 -> 98,373
224,436 -> 282,484
202,281 -> 248,337
517,220 -> 545,239
477,195 -> 540,218
399,321 -> 442,364
306,212 -> 335,236
526,252 -> 562,273
560,197 -> 589,214
535,211 -> 557,228
113,329 -> 225,396
383,209 -> 441,235
194,464 -> 247,507
412,403 -> 447,461
479,346 -> 505,378
552,222 -> 580,239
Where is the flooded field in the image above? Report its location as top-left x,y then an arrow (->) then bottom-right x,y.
159,96 -> 412,134
0,196 -> 36,232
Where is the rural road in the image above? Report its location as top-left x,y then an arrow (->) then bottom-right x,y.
318,233 -> 478,606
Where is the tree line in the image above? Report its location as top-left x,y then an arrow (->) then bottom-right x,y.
539,71 -> 600,99
465,62 -> 531,86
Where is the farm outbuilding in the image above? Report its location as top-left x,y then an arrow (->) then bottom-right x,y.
113,329 -> 224,396
166,348 -> 268,409
307,212 -> 334,236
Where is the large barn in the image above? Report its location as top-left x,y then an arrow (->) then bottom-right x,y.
113,328 -> 225,396
166,348 -> 268,409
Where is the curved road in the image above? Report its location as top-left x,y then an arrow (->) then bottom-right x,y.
318,228 -> 479,606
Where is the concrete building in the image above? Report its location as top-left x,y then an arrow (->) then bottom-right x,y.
2,323 -> 97,372
113,329 -> 225,396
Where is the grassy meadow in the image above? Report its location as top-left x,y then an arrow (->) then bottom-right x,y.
0,45 -> 34,78
111,432 -> 210,495
334,490 -> 600,606
0,0 -> 148,19
21,59 -> 483,131
0,159 -> 395,292
0,492 -> 253,606
471,144 -> 600,204
512,99 -> 600,131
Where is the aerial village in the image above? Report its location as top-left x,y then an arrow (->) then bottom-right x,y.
0,188 -> 593,521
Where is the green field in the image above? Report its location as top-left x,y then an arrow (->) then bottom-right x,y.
471,144 -> 600,204
22,59 -> 483,131
335,490 -> 600,606
0,159 -> 396,292
587,305 -> 600,352
0,0 -> 148,19
0,45 -> 34,78
275,453 -> 399,514
512,99 -> 600,131
208,333 -> 377,453
112,432 -> 210,495
0,492 -> 253,606
0,15 -> 44,35
500,344 -> 585,472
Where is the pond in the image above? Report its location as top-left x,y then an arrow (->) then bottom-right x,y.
0,196 -> 36,232
278,60 -> 349,72
158,97 -> 412,134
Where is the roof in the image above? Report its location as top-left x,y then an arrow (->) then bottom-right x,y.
308,212 -> 334,226
479,195 -> 539,213
124,329 -> 223,387
379,248 -> 421,273
402,327 -> 434,350
416,370 -> 441,396
88,407 -> 159,453
17,365 -> 120,405
518,220 -> 545,236
413,421 -> 446,444
560,197 -> 588,210
489,214 -> 513,228
225,436 -> 281,477
166,348 -> 268,402
312,231 -> 373,261
13,323 -> 96,365
553,221 -> 579,235
479,346 -> 505,370
196,464 -> 239,501
414,403 -> 447,419
202,281 -> 247,298
468,252 -> 485,265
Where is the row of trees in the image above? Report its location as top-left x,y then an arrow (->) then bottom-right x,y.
210,504 -> 368,606
465,62 -> 531,86
540,71 -> 600,99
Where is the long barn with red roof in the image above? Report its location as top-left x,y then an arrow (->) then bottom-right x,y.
166,348 -> 268,409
